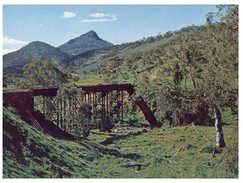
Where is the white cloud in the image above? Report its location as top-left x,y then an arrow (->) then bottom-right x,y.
89,12 -> 110,18
3,36 -> 28,46
81,12 -> 117,23
81,18 -> 114,23
3,36 -> 28,55
61,11 -> 77,19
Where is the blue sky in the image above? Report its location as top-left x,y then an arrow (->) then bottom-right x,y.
3,5 -> 217,54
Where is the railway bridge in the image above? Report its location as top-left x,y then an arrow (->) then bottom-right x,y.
3,84 -> 161,140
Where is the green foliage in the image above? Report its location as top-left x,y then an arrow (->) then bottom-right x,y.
222,107 -> 238,126
100,56 -> 124,82
203,5 -> 238,110
3,72 -> 14,87
101,5 -> 238,129
96,117 -> 113,132
3,107 -> 100,178
77,104 -> 93,138
53,86 -> 93,138
19,60 -> 68,88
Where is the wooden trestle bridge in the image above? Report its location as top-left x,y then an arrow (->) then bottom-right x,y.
3,84 -> 161,140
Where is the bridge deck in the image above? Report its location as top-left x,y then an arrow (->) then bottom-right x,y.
30,84 -> 134,96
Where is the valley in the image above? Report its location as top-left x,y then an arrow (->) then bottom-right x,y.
3,107 -> 238,178
2,5 -> 238,179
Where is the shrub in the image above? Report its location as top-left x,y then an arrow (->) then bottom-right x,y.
96,116 -> 113,132
75,104 -> 93,138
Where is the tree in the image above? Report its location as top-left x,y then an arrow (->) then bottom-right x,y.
20,60 -> 68,88
100,56 -> 124,82
155,5 -> 238,147
202,5 -> 238,147
163,31 -> 174,38
3,72 -> 15,87
46,85 -> 93,138
98,6 -> 238,149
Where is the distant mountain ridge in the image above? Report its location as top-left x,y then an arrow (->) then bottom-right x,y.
3,30 -> 113,73
3,26 -> 204,74
58,30 -> 113,56
3,41 -> 70,73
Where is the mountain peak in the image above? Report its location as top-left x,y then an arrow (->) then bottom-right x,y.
58,30 -> 113,56
3,41 -> 69,73
86,30 -> 97,35
80,30 -> 99,39
26,41 -> 51,47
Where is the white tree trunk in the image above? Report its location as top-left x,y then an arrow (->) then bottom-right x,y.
214,107 -> 226,147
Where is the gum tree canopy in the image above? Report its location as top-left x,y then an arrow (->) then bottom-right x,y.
22,60 -> 68,88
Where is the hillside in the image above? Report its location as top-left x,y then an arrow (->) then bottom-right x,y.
58,30 -> 113,56
3,107 -> 99,178
97,5 -> 238,149
88,125 -> 237,178
61,25 -> 206,73
3,26 -> 204,75
3,107 -> 238,178
60,35 -> 174,73
60,43 -> 133,72
3,41 -> 69,73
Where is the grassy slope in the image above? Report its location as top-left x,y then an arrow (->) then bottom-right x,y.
3,107 -> 101,178
88,126 -> 237,178
75,74 -> 104,86
3,107 -> 237,178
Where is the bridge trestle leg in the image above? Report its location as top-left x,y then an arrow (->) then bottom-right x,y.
106,91 -> 109,122
121,91 -> 124,122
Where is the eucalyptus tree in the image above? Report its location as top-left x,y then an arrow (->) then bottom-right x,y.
20,60 -> 68,88
202,5 -> 238,147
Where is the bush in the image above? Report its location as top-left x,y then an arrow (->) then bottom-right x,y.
44,86 -> 94,139
96,116 -> 113,132
76,104 -> 93,138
